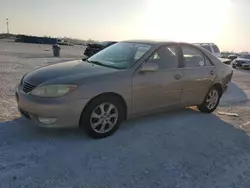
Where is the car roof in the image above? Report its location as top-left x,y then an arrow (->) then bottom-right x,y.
121,40 -> 205,50
102,41 -> 117,43
122,40 -> 177,45
116,40 -> 219,49
194,43 -> 216,45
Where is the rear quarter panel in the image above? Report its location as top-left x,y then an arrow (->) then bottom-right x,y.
202,49 -> 233,88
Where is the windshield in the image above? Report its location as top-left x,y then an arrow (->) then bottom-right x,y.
88,42 -> 152,69
239,54 -> 250,59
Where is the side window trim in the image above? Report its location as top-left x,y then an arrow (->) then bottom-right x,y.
204,56 -> 214,66
202,50 -> 214,66
209,46 -> 213,53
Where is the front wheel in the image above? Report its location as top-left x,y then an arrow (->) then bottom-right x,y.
197,87 -> 221,113
79,96 -> 124,138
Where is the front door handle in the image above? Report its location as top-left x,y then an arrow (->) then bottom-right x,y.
174,74 -> 182,80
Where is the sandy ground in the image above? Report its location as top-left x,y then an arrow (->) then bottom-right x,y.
1,40 -> 250,188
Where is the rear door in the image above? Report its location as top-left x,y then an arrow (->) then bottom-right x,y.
179,44 -> 216,106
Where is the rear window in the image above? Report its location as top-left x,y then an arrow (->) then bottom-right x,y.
212,45 -> 220,53
201,45 -> 212,53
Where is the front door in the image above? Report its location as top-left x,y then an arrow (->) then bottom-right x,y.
179,44 -> 216,106
132,44 -> 183,115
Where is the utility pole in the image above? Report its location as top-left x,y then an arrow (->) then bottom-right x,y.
6,18 -> 9,34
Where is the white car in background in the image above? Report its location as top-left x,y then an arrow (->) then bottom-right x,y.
232,54 -> 250,69
194,43 -> 221,58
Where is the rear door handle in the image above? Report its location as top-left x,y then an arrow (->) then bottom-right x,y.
210,70 -> 214,75
174,74 -> 182,80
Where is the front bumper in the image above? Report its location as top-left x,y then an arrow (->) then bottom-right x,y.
16,89 -> 89,128
232,62 -> 250,68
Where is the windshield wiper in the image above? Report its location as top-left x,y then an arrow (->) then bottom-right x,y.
84,59 -> 100,65
85,60 -> 121,69
87,60 -> 104,66
85,59 -> 90,63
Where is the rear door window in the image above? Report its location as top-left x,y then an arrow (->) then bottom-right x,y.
181,45 -> 206,67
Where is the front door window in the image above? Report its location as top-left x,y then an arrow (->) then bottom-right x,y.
148,45 -> 178,69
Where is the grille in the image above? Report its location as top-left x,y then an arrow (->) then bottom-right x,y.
22,81 -> 36,93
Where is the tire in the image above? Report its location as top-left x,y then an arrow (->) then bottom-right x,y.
197,87 -> 221,113
79,96 -> 125,139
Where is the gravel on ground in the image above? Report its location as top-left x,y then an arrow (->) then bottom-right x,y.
1,41 -> 250,188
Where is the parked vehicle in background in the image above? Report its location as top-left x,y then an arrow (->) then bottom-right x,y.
219,58 -> 231,65
232,54 -> 250,68
16,40 -> 233,138
84,41 -> 117,57
228,54 -> 238,61
221,52 -> 230,58
194,43 -> 221,57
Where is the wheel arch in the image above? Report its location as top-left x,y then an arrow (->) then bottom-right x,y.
80,92 -> 128,125
211,83 -> 223,96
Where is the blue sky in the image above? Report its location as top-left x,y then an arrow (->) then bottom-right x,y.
0,0 -> 250,51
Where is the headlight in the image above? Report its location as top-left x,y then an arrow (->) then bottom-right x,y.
30,85 -> 77,97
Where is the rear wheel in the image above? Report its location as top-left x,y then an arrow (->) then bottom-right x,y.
197,87 -> 221,113
80,96 -> 124,138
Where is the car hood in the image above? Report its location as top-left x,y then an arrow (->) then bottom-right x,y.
236,58 -> 250,62
24,60 -> 119,86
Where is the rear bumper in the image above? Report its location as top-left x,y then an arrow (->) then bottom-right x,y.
16,89 -> 89,128
222,85 -> 228,93
222,71 -> 233,93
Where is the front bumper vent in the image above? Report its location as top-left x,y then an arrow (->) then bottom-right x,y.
22,81 -> 36,93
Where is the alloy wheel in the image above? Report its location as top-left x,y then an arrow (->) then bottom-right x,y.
90,103 -> 118,133
206,89 -> 219,110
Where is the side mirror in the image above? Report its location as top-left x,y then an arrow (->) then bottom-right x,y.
139,62 -> 158,72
